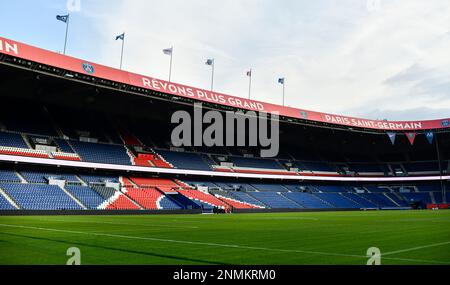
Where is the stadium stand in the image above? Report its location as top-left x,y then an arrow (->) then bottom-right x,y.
249,192 -> 302,209
69,141 -> 132,165
0,183 -> 82,210
283,192 -> 333,208
0,38 -> 448,214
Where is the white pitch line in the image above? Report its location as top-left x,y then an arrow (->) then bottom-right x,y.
34,218 -> 199,229
383,241 -> 450,256
0,223 -> 448,264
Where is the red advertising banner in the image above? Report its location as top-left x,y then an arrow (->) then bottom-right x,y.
1,36 -> 449,131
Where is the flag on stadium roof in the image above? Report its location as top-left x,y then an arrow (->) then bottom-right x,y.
163,47 -> 173,55
246,70 -> 252,77
425,131 -> 434,144
56,14 -> 69,23
205,59 -> 214,66
406,132 -> 416,145
115,33 -> 125,41
278,78 -> 285,84
387,132 -> 396,145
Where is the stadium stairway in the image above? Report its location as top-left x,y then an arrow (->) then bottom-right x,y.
0,187 -> 19,209
177,189 -> 230,210
214,193 -> 264,209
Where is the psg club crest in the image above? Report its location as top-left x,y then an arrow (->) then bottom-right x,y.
442,120 -> 449,128
82,62 -> 95,74
300,111 -> 308,119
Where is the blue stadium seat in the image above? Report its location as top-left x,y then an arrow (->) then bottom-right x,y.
157,150 -> 211,171
314,193 -> 361,208
0,170 -> 21,183
79,174 -> 119,184
159,196 -> 182,210
251,183 -> 288,192
20,171 -> 80,184
70,141 -> 132,165
249,192 -> 302,208
0,132 -> 29,148
230,157 -> 283,170
283,192 -> 333,208
65,185 -> 105,209
0,193 -> 15,209
0,183 -> 81,210
228,191 -> 266,207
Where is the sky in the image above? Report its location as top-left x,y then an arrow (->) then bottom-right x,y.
1,0 -> 449,120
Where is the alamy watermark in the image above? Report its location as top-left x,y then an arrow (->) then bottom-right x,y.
171,103 -> 280,158
66,247 -> 81,265
366,247 -> 381,265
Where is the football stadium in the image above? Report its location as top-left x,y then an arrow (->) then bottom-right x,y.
0,36 -> 449,267
0,3 -> 450,275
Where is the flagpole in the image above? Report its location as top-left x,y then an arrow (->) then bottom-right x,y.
63,13 -> 70,55
119,34 -> 125,70
169,46 -> 173,82
211,60 -> 215,91
435,133 -> 446,203
282,81 -> 285,106
248,69 -> 252,99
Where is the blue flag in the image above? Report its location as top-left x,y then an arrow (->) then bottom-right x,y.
425,131 -> 434,144
56,14 -> 69,23
163,47 -> 173,55
278,78 -> 285,84
116,33 -> 125,41
205,59 -> 214,66
387,132 -> 396,145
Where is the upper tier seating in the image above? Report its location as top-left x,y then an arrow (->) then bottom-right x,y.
0,194 -> 15,209
0,132 -> 28,149
283,192 -> 333,208
349,163 -> 385,173
0,170 -> 21,183
0,183 -> 81,210
20,171 -> 80,184
157,150 -> 211,171
214,182 -> 257,191
313,193 -> 361,208
249,192 -> 302,208
79,175 -> 119,184
251,183 -> 289,192
297,161 -> 336,172
230,157 -> 284,170
404,162 -> 439,173
314,185 -> 350,193
55,139 -> 76,153
69,141 -> 132,165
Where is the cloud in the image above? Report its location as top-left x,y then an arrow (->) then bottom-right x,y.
92,0 -> 450,120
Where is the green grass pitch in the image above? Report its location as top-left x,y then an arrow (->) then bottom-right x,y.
0,210 -> 449,265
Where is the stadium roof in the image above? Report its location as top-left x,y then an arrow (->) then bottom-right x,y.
1,36 -> 449,132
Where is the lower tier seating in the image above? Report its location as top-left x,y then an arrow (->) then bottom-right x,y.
0,183 -> 82,210
249,192 -> 302,209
